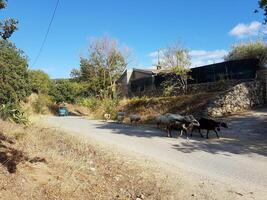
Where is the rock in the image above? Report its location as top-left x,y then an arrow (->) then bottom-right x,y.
205,81 -> 264,117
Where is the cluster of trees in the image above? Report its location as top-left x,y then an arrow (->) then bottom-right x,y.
225,40 -> 267,65
71,37 -> 129,99
0,40 -> 29,105
2,38 -> 266,106
1,0 -> 267,110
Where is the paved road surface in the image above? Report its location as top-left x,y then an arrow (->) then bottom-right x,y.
45,107 -> 267,195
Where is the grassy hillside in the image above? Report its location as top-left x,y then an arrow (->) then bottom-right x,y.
0,120 -> 172,199
119,93 -> 216,123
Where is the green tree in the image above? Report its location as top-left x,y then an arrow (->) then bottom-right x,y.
160,44 -> 191,94
0,39 -> 29,104
0,0 -> 18,40
72,37 -> 130,99
49,79 -> 85,103
225,40 -> 267,65
258,0 -> 267,24
28,69 -> 51,94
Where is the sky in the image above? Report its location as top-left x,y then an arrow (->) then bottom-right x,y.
1,0 -> 266,78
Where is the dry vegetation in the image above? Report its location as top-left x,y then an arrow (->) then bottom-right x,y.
74,92 -> 216,122
119,93 -> 216,123
0,120 -> 174,200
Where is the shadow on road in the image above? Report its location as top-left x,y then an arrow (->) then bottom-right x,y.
95,107 -> 267,157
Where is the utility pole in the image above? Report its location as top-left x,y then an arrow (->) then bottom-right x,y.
156,49 -> 161,70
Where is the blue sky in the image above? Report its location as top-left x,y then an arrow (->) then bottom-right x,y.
1,0 -> 265,78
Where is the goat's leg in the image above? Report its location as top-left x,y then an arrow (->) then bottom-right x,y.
191,126 -> 195,137
198,128 -> 204,138
188,125 -> 194,138
179,129 -> 183,137
169,128 -> 172,138
185,130 -> 189,140
214,130 -> 220,139
167,126 -> 172,138
199,129 -> 204,138
166,127 -> 170,137
206,130 -> 209,139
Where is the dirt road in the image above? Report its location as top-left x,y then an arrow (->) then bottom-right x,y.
45,107 -> 267,199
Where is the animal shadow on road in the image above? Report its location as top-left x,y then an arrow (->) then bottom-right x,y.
95,108 -> 267,157
173,111 -> 267,157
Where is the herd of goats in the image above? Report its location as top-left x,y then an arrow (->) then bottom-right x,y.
104,112 -> 229,139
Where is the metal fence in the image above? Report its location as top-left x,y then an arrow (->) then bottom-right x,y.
129,59 -> 260,95
188,59 -> 260,84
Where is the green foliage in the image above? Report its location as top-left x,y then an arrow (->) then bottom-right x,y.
0,0 -> 6,9
78,97 -> 118,119
0,103 -> 28,124
71,37 -> 129,99
49,79 -> 85,103
159,44 -> 191,94
77,97 -> 99,111
258,0 -> 267,24
0,40 -> 30,105
225,40 -> 267,65
33,94 -> 52,114
101,98 -> 118,116
29,69 -> 51,94
0,0 -> 18,40
161,83 -> 175,97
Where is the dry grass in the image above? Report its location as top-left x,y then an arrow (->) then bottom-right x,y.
120,93 -> 216,123
0,120 -> 173,200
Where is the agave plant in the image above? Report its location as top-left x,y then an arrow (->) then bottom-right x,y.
0,104 -> 28,125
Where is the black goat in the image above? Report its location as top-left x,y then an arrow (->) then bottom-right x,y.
194,118 -> 228,139
155,114 -> 199,138
171,114 -> 200,139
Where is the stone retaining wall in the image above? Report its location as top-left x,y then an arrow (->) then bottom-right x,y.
205,81 -> 264,117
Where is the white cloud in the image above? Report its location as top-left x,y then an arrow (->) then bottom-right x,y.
229,21 -> 266,38
189,49 -> 228,67
149,49 -> 228,68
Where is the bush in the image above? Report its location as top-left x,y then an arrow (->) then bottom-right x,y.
101,98 -> 118,118
225,40 -> 267,65
77,97 -> 99,111
28,70 -> 51,94
0,40 -> 30,105
49,79 -> 86,103
78,97 -> 118,119
32,94 -> 52,114
0,103 -> 28,124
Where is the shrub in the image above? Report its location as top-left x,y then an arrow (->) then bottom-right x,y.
101,98 -> 118,118
32,94 -> 52,114
49,79 -> 85,103
0,103 -> 28,124
0,40 -> 30,105
78,97 -> 118,119
225,40 -> 267,65
77,97 -> 99,111
28,69 -> 51,94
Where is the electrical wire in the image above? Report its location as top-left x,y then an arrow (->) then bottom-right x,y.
32,0 -> 60,67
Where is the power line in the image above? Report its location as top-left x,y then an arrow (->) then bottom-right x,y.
32,0 -> 60,67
